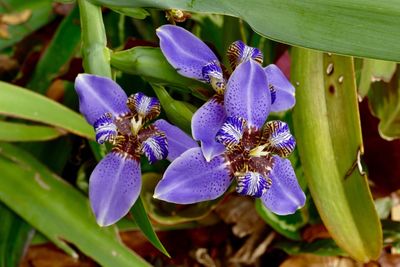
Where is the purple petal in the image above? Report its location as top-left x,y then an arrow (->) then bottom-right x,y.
93,113 -> 117,144
89,152 -> 141,226
264,64 -> 295,112
202,61 -> 226,92
154,147 -> 232,204
262,120 -> 296,157
216,116 -> 247,148
75,74 -> 129,125
192,96 -> 226,161
127,92 -> 161,122
141,131 -> 168,164
261,156 -> 305,215
225,60 -> 271,128
153,119 -> 198,161
236,172 -> 271,198
157,25 -> 219,80
227,40 -> 263,70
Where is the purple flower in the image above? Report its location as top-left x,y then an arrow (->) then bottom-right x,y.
157,25 -> 295,160
154,60 -> 305,215
75,74 -> 168,226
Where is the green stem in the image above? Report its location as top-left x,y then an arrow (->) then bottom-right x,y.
77,0 -> 112,77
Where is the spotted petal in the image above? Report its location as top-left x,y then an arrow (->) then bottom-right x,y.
154,147 -> 232,204
261,156 -> 305,215
141,131 -> 168,164
265,64 -> 295,112
216,116 -> 246,148
262,120 -> 296,157
157,25 -> 219,81
89,152 -> 141,226
127,92 -> 160,122
236,172 -> 271,198
153,119 -> 198,161
225,60 -> 271,128
227,40 -> 263,70
192,96 -> 226,161
75,74 -> 129,125
93,113 -> 117,144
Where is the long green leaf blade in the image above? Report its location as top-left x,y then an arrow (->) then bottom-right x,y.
131,197 -> 170,257
0,143 -> 150,267
0,81 -> 93,139
90,0 -> 400,62
291,48 -> 382,261
0,203 -> 33,267
0,121 -> 64,141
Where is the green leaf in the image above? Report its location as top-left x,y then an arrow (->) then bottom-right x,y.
255,199 -> 306,241
130,197 -> 170,257
374,197 -> 393,220
0,202 -> 33,267
0,143 -> 150,267
275,239 -> 346,257
151,84 -> 193,134
0,0 -> 55,50
0,81 -> 93,139
110,47 -> 207,93
358,59 -> 397,98
0,121 -> 64,141
27,5 -> 81,94
368,68 -> 400,140
110,7 -> 149,19
90,0 -> 400,62
291,48 -> 382,261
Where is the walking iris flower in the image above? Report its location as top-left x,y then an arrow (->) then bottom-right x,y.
75,74 -> 168,226
154,60 -> 305,215
157,25 -> 295,161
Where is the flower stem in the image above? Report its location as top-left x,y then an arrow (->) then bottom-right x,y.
77,0 -> 112,77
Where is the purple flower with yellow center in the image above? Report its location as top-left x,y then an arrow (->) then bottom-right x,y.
157,25 -> 295,161
75,74 -> 168,226
153,60 -> 305,215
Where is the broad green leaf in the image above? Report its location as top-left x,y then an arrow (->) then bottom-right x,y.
374,197 -> 393,220
110,7 -> 149,19
291,48 -> 382,261
0,202 -> 33,267
368,69 -> 400,140
130,197 -> 170,257
0,143 -> 150,267
91,0 -> 400,62
0,121 -> 64,142
27,6 -> 81,94
0,81 -> 93,139
255,199 -> 306,241
275,239 -> 346,257
0,0 -> 55,50
110,47 -> 207,93
151,84 -> 193,134
358,59 -> 397,98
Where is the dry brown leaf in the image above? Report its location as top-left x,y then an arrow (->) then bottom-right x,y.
1,10 -> 32,25
302,224 -> 331,242
280,254 -> 361,267
0,24 -> 9,39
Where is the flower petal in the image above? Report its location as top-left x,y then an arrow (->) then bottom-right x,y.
127,92 -> 160,122
227,40 -> 263,70
236,172 -> 271,198
261,156 -> 305,215
264,64 -> 295,112
262,120 -> 296,157
153,119 -> 198,161
93,113 -> 117,144
141,131 -> 168,164
201,61 -> 225,92
154,147 -> 232,204
89,152 -> 141,226
192,96 -> 226,161
225,60 -> 271,128
75,74 -> 129,125
216,116 -> 247,148
157,25 -> 219,80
